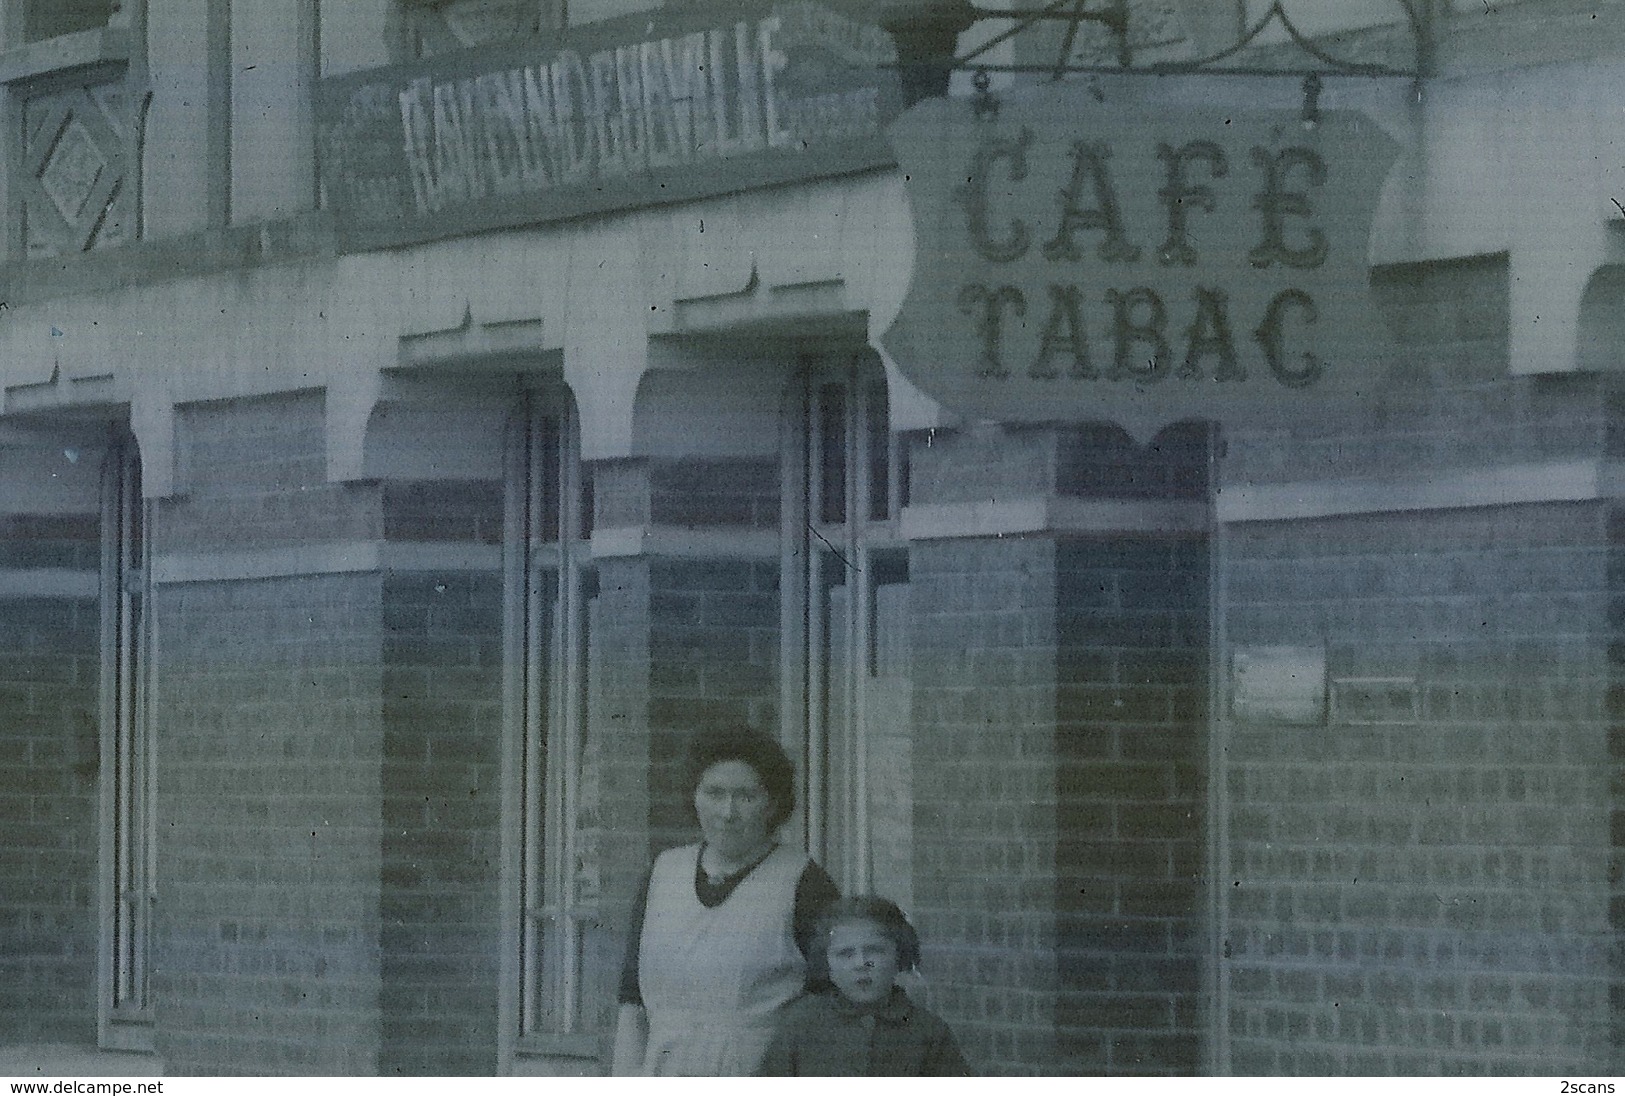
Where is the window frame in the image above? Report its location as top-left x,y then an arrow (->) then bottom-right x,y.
503,385 -> 603,1061
780,350 -> 909,896
96,430 -> 154,1053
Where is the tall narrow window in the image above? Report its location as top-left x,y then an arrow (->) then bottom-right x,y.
98,433 -> 153,1051
507,389 -> 610,1056
782,352 -> 913,902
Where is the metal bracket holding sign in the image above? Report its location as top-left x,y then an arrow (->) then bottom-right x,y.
949,0 -> 1432,83
893,0 -> 1434,132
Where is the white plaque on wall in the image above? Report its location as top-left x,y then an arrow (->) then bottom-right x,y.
1230,645 -> 1326,725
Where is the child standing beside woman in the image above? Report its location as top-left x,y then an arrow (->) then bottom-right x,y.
757,896 -> 970,1076
611,725 -> 968,1076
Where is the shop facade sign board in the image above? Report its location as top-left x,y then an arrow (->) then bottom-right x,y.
318,0 -> 900,251
883,85 -> 1400,439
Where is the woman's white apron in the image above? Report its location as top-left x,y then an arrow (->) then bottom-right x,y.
638,842 -> 808,1076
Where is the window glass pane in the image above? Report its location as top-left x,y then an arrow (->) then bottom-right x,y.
534,414 -> 561,544
27,0 -> 112,41
791,366 -> 913,894
818,384 -> 846,526
866,381 -> 889,522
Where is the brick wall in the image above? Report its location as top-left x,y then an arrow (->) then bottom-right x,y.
0,513 -> 100,1041
379,479 -> 504,1074
589,551 -> 653,942
1058,422 -> 1210,500
153,392 -> 385,1075
1222,503 -> 1611,1074
1219,255 -> 1615,1074
1056,422 -> 1210,1076
1608,502 -> 1625,1069
1226,255 -> 1550,489
382,481 -> 504,545
649,458 -> 779,529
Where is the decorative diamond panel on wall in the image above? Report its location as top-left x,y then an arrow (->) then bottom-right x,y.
23,76 -> 137,258
39,119 -> 106,221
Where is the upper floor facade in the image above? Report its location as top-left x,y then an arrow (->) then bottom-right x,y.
0,0 -> 1622,481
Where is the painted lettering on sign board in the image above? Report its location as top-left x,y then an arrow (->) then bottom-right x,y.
319,0 -> 900,252
882,85 -> 1399,438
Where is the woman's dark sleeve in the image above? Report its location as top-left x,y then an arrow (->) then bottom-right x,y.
792,861 -> 840,959
756,1023 -> 798,1076
617,869 -> 653,1006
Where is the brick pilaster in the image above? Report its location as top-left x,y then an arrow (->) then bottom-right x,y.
908,422 -> 1067,1075
0,503 -> 101,1042
909,420 -> 1212,1076
379,479 -> 505,1075
152,392 -> 385,1076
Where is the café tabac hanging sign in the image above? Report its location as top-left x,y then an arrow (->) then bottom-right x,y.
882,86 -> 1399,438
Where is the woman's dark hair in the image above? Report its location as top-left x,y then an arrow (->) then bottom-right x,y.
686,726 -> 797,831
809,895 -> 922,979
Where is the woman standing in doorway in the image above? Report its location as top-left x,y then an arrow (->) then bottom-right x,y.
611,727 -> 839,1076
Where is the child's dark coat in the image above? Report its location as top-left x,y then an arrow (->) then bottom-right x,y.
756,989 -> 970,1076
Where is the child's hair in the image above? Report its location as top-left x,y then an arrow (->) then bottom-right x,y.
810,895 -> 922,980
